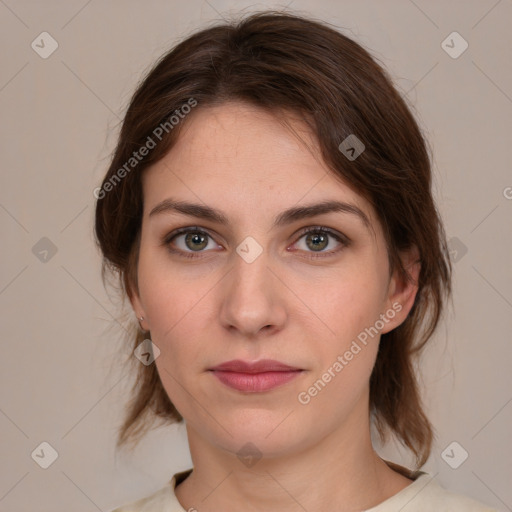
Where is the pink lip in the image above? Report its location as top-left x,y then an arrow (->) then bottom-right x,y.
208,359 -> 304,392
209,359 -> 301,373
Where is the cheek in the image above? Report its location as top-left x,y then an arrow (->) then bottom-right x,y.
291,268 -> 385,415
289,256 -> 388,345
138,240 -> 205,322
137,248 -> 208,365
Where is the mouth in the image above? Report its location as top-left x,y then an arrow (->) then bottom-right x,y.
208,359 -> 304,393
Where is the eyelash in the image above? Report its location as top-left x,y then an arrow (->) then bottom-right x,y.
162,226 -> 350,260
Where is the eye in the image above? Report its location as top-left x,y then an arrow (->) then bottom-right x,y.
162,227 -> 220,259
162,225 -> 350,260
291,226 -> 350,258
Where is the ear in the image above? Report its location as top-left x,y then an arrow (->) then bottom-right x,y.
380,245 -> 421,335
127,278 -> 148,331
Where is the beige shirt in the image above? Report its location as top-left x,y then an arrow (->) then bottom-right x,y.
111,468 -> 497,512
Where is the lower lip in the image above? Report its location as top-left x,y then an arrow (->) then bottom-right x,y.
210,370 -> 303,392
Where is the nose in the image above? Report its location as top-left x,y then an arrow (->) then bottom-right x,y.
219,247 -> 287,338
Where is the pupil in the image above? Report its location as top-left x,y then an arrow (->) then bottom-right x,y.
186,232 -> 207,251
309,233 -> 327,251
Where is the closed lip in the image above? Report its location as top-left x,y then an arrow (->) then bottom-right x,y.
208,359 -> 302,373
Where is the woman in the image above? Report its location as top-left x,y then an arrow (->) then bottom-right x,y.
95,10 -> 496,512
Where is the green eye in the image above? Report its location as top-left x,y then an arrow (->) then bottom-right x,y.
163,225 -> 350,260
163,227 -> 217,259
292,227 -> 350,259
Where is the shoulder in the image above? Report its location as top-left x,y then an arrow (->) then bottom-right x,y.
420,477 -> 496,511
108,469 -> 192,512
375,473 -> 497,512
108,481 -> 175,512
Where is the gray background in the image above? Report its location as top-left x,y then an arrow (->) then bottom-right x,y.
0,1 -> 511,511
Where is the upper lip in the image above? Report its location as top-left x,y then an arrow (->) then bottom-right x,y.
209,359 -> 302,373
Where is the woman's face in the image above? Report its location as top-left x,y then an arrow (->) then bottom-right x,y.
131,101 -> 418,458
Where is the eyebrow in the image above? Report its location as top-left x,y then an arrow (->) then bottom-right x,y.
149,198 -> 372,231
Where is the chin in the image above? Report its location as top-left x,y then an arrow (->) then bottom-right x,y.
196,410 -> 314,460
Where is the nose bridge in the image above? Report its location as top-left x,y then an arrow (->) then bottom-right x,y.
219,238 -> 286,335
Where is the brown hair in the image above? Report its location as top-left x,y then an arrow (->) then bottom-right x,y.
94,10 -> 452,468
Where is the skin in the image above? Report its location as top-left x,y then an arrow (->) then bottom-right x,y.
129,101 -> 421,512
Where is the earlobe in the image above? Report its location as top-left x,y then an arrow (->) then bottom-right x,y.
127,282 -> 147,330
381,246 -> 421,334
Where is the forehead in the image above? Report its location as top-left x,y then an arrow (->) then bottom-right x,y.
141,101 -> 379,234
156,101 -> 322,180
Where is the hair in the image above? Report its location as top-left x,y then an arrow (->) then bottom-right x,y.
94,10 -> 452,469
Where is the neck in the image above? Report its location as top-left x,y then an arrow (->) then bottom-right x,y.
175,401 -> 414,512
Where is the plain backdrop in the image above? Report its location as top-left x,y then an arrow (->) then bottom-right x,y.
0,1 -> 511,511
